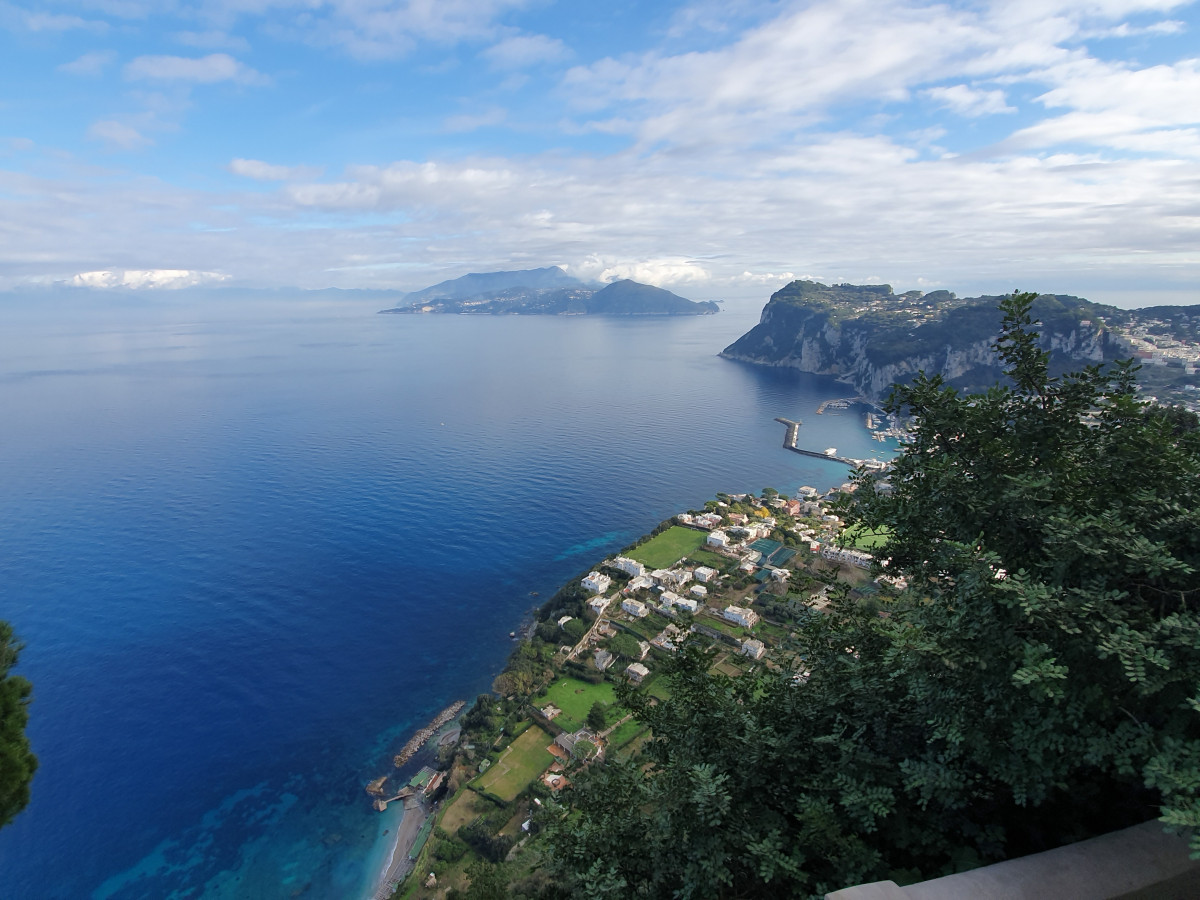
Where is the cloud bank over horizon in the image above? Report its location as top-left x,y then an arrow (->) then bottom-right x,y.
1,0 -> 1198,306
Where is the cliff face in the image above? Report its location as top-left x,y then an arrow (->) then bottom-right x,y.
721,281 -> 1124,399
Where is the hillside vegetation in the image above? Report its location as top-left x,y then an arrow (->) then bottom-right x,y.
525,294 -> 1200,899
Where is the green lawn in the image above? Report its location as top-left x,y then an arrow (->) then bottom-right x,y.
539,678 -> 618,732
606,717 -> 646,750
472,726 -> 554,801
687,548 -> 731,569
628,526 -> 708,569
842,525 -> 891,549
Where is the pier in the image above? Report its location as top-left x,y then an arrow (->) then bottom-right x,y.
774,417 -> 861,467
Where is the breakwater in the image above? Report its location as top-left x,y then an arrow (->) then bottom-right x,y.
774,417 -> 858,466
393,701 -> 466,769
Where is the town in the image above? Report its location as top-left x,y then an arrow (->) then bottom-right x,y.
384,481 -> 899,898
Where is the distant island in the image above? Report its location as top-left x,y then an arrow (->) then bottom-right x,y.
378,267 -> 719,317
722,280 -> 1200,407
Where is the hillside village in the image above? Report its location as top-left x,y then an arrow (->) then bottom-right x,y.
388,483 -> 898,898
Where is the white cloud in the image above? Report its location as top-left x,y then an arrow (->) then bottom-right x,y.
925,84 -> 1016,116
229,158 -> 323,180
482,33 -> 570,69
70,269 -> 230,289
442,107 -> 508,133
58,51 -> 118,76
87,120 -> 151,149
251,0 -> 533,60
173,30 -> 251,51
575,256 -> 714,287
24,11 -> 107,32
124,53 -> 267,85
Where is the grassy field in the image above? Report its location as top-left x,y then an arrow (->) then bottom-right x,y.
687,548 -> 731,569
627,526 -> 707,569
472,726 -> 554,801
540,677 -> 618,732
842,525 -> 891,549
606,717 -> 647,749
710,656 -> 746,677
440,789 -> 491,833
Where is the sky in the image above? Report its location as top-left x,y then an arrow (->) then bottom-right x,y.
1,0 -> 1199,306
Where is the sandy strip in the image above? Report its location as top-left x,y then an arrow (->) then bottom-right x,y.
377,801 -> 429,895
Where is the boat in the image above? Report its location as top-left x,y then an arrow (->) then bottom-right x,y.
824,447 -> 837,456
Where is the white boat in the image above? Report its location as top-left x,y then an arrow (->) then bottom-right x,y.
824,447 -> 837,456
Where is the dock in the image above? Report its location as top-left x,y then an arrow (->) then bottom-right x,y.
774,417 -> 860,467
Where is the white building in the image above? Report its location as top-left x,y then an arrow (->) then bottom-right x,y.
621,598 -> 648,618
694,566 -> 718,583
587,595 -> 611,615
611,557 -> 646,578
594,649 -> 614,672
625,662 -> 650,683
741,638 -> 766,660
707,530 -> 730,548
626,574 -> 654,594
689,584 -> 708,598
582,571 -> 612,594
820,546 -> 873,569
672,597 -> 700,614
724,605 -> 759,628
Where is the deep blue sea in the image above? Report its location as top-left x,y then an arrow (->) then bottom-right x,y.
0,292 -> 893,899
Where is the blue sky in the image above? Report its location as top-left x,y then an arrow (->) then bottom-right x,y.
2,0 -> 1199,305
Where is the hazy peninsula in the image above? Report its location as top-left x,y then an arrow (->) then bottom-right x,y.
378,267 -> 719,317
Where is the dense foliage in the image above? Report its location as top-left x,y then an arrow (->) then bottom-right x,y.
537,294 -> 1200,898
0,621 -> 36,830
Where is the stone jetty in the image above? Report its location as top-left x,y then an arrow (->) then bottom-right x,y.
393,701 -> 465,769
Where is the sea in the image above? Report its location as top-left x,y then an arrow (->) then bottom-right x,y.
0,290 -> 895,899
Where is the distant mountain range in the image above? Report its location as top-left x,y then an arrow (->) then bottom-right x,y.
378,267 -> 719,316
722,280 -> 1200,405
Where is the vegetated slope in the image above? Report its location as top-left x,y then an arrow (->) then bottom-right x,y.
401,266 -> 588,303
583,280 -> 719,316
721,280 -> 1129,399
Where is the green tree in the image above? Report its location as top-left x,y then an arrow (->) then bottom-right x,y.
453,860 -> 510,900
586,701 -> 607,731
539,294 -> 1200,898
607,632 -> 642,660
0,621 -> 36,830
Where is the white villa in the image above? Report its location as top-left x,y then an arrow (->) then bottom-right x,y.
724,605 -> 759,628
611,556 -> 646,577
621,598 -> 649,618
587,595 -> 611,615
625,662 -> 650,683
707,530 -> 730,548
694,566 -> 718,583
582,571 -> 612,594
741,638 -> 766,660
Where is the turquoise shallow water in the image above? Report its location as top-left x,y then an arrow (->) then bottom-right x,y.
0,293 -> 892,898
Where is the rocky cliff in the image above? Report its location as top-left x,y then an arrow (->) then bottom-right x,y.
721,281 -> 1125,399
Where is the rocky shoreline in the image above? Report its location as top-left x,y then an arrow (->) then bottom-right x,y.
393,701 -> 466,769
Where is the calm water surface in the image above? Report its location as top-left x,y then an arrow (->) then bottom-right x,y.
0,293 -> 891,898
